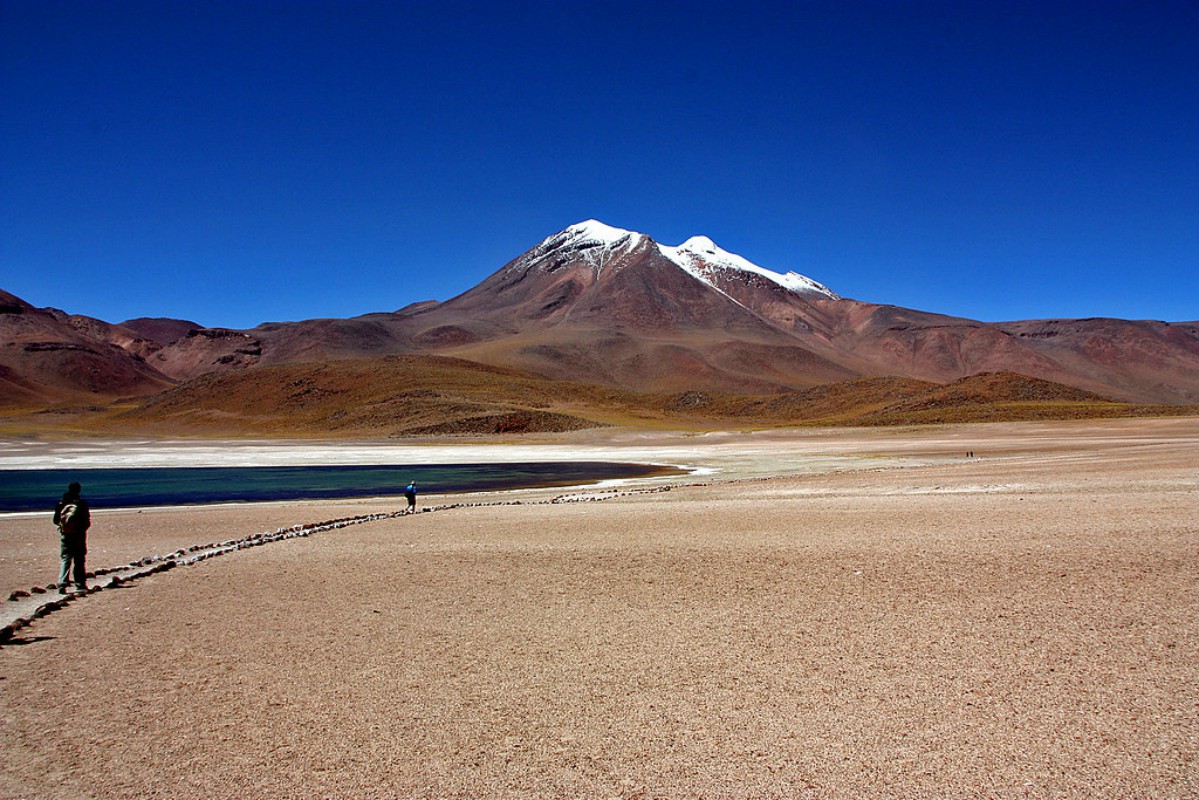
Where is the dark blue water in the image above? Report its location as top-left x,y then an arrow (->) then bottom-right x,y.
0,462 -> 676,513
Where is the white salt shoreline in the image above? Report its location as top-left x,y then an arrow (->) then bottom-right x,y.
0,428 -> 937,475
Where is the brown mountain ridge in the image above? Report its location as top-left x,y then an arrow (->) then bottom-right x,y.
3,220 -> 1198,432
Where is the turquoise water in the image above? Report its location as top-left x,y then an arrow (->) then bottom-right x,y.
0,462 -> 674,513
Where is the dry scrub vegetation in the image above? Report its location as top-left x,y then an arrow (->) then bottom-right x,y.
1,355 -> 1194,438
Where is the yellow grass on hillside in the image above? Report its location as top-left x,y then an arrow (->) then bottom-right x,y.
0,355 -> 1193,438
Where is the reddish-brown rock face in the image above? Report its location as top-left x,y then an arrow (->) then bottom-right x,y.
0,290 -> 172,406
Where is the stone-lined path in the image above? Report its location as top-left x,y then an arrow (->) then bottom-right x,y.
0,485 -> 677,645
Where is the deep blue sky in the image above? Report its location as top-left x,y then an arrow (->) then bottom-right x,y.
2,1 -> 1196,329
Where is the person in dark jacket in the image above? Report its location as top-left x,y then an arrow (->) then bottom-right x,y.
53,481 -> 91,593
404,481 -> 417,514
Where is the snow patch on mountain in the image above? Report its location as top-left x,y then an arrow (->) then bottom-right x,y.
659,235 -> 839,300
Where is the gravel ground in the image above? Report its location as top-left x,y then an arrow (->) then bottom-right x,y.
1,420 -> 1196,799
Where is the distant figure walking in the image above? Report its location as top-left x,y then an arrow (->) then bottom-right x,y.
53,481 -> 91,593
405,481 -> 417,514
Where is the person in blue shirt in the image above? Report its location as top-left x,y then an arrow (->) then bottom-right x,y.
404,481 -> 417,514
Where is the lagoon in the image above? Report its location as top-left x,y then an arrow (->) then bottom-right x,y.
0,462 -> 676,513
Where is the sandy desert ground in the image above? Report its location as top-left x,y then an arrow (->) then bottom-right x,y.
1,418 -> 1196,799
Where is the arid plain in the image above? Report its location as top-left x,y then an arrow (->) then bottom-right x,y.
1,418 -> 1196,799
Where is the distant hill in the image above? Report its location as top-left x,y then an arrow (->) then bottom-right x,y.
120,317 -> 203,346
6,357 -> 1184,438
849,372 -> 1166,426
0,289 -> 171,407
108,355 -> 631,436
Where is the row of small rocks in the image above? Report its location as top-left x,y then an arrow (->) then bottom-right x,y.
0,512 -> 410,644
0,483 -> 681,645
1,561 -> 179,644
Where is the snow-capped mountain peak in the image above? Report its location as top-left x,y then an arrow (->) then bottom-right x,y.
518,219 -> 649,274
678,235 -> 720,254
659,233 -> 838,300
565,219 -> 638,245
520,220 -> 837,299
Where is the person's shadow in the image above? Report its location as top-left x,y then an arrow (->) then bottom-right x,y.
2,635 -> 56,646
